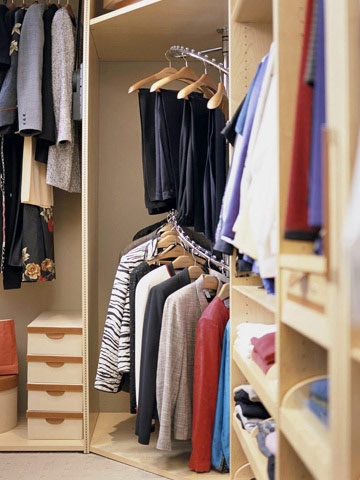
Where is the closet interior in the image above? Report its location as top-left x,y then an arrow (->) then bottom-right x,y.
1,0 -> 360,479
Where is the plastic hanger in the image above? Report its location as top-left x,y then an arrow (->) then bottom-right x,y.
128,52 -> 178,94
177,61 -> 218,100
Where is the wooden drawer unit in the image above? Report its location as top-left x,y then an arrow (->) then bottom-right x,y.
27,311 -> 82,356
27,384 -> 83,412
26,411 -> 83,440
27,355 -> 83,384
26,311 -> 83,440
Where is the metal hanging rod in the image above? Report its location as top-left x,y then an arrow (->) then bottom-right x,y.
168,45 -> 229,76
167,210 -> 230,273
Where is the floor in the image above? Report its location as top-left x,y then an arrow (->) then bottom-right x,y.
0,452 -> 166,480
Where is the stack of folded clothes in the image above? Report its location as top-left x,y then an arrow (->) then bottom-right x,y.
234,384 -> 271,432
250,332 -> 275,374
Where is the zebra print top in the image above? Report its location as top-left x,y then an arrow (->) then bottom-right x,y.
94,237 -> 157,393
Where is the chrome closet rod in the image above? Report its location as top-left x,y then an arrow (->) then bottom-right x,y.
168,45 -> 229,76
167,211 -> 230,274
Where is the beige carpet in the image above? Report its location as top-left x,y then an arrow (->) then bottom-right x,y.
0,452 -> 165,480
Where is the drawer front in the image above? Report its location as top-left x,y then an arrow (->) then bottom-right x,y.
27,412 -> 83,440
27,356 -> 83,384
27,385 -> 83,412
28,332 -> 82,356
283,270 -> 326,313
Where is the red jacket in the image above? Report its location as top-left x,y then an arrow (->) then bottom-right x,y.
188,295 -> 229,472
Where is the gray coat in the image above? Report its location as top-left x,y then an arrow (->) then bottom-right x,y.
156,275 -> 210,451
17,3 -> 45,136
46,7 -> 81,193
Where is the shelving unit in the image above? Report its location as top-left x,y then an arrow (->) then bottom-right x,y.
229,0 -> 360,479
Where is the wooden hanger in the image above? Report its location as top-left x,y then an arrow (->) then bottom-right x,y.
128,51 -> 179,93
172,252 -> 206,269
150,61 -> 200,93
147,243 -> 185,265
202,274 -> 219,291
64,0 -> 76,22
128,66 -> 178,94
7,0 -> 17,11
172,255 -> 197,269
156,233 -> 179,249
217,282 -> 230,301
207,81 -> 229,119
188,265 -> 205,279
177,64 -> 218,100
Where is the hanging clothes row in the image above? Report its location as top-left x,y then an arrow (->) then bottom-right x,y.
95,218 -> 230,473
128,55 -> 229,243
214,42 -> 278,293
0,1 -> 80,289
284,0 -> 325,244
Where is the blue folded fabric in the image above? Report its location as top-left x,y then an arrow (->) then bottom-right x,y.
309,378 -> 328,402
306,397 -> 328,425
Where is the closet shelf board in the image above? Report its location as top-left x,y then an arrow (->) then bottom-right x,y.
233,348 -> 277,419
232,0 -> 272,23
279,254 -> 326,275
90,412 -> 228,479
281,301 -> 330,350
232,412 -> 268,480
232,285 -> 276,314
0,417 -> 84,451
89,0 -> 228,62
280,380 -> 331,480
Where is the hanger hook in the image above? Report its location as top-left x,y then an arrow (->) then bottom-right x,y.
202,57 -> 208,74
164,50 -> 173,69
181,51 -> 189,67
218,63 -> 224,82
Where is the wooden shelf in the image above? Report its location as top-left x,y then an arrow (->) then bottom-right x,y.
232,0 -> 272,23
279,254 -> 327,275
89,0 -> 228,61
232,285 -> 276,314
90,412 -> 228,479
233,348 -> 277,419
0,417 -> 84,451
232,412 -> 269,480
281,300 -> 330,349
280,378 -> 330,480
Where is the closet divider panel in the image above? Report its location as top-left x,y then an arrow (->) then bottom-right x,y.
84,1 -> 101,449
228,1 -> 273,479
325,0 -> 360,478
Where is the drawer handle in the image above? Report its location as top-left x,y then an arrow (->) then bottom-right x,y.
46,390 -> 65,397
46,362 -> 64,368
45,418 -> 64,425
46,333 -> 65,340
288,271 -> 308,287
